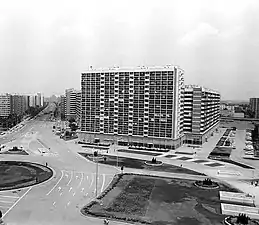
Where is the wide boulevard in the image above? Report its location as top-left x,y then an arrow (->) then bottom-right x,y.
0,104 -> 118,225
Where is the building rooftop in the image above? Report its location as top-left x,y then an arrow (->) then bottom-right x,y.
82,65 -> 184,73
185,84 -> 220,95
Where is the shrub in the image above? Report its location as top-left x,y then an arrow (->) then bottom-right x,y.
203,178 -> 212,186
236,213 -> 249,224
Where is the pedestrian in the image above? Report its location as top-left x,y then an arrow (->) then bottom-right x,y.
46,162 -> 48,167
251,181 -> 254,186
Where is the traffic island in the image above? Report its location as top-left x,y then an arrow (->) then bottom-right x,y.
194,178 -> 220,189
0,146 -> 29,155
144,157 -> 163,166
81,173 -> 241,224
224,215 -> 259,225
78,152 -> 206,176
0,161 -> 53,191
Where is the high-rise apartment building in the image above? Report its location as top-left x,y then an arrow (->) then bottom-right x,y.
11,95 -> 25,116
36,93 -> 42,107
60,95 -> 66,119
81,66 -> 185,150
0,94 -> 12,118
183,85 -> 220,145
249,98 -> 259,118
29,95 -> 36,107
75,91 -> 81,125
65,88 -> 78,120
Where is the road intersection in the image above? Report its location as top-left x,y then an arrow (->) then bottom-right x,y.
0,115 -> 118,225
0,114 -> 259,224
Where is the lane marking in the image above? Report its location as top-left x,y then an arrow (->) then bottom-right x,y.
101,174 -> 106,193
81,188 -> 84,192
60,192 -> 63,196
89,173 -> 94,189
0,200 -> 15,204
69,187 -> 72,192
73,192 -> 76,196
53,202 -> 56,206
3,187 -> 32,219
0,195 -> 19,199
67,172 -> 73,186
77,172 -> 84,189
46,170 -> 64,196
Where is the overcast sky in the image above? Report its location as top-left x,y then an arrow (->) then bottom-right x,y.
0,0 -> 258,100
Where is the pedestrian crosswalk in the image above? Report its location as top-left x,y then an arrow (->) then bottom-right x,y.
0,193 -> 20,218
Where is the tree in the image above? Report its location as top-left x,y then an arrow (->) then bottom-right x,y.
69,117 -> 76,123
69,123 -> 78,132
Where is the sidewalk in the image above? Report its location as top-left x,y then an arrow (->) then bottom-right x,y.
66,137 -> 259,207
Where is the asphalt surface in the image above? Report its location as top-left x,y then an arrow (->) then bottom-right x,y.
0,113 -> 119,225
0,112 -> 258,225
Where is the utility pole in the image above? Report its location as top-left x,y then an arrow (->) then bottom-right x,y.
95,156 -> 98,197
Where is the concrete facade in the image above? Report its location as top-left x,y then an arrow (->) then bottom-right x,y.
80,66 -> 185,150
0,94 -> 11,118
183,85 -> 220,145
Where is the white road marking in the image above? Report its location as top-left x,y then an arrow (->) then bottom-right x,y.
69,187 -> 72,192
77,172 -> 84,189
101,174 -> 105,193
73,192 -> 76,196
89,173 -> 94,189
0,200 -> 15,204
67,172 -> 73,186
81,188 -> 84,192
46,170 -> 64,196
53,202 -> 56,206
65,174 -> 68,178
67,201 -> 70,206
0,195 -> 19,199
60,192 -> 63,196
58,187 -> 61,191
76,176 -> 78,179
3,187 -> 32,219
86,175 -> 88,180
85,193 -> 88,197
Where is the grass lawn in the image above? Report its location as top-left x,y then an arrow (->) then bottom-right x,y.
118,149 -> 161,156
0,161 -> 53,190
78,152 -> 205,176
177,156 -> 193,160
193,160 -> 210,163
164,154 -> 178,158
82,174 -> 241,225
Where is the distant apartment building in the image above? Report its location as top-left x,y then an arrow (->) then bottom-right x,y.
29,95 -> 36,107
11,95 -> 25,116
183,85 -> 220,145
0,94 -> 12,118
80,66 -> 185,150
75,91 -> 81,125
23,95 -> 30,112
36,93 -> 41,107
65,88 -> 79,120
249,98 -> 259,118
60,95 -> 66,119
